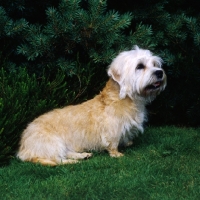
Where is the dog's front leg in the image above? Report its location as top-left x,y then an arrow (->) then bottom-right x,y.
102,136 -> 124,157
108,147 -> 124,157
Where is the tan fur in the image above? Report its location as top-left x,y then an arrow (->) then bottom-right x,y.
17,46 -> 167,166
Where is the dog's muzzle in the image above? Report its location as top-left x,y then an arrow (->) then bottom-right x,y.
145,70 -> 165,91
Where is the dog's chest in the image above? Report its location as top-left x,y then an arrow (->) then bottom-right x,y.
121,104 -> 146,135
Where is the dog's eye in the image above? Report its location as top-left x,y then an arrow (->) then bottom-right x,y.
153,62 -> 158,67
136,63 -> 145,70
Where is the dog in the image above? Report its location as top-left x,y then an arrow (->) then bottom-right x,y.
17,46 -> 167,166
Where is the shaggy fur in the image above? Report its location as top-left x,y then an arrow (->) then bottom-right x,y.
17,46 -> 167,166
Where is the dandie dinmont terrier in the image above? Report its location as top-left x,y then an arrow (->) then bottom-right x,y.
17,46 -> 167,166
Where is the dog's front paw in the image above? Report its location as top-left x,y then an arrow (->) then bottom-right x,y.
109,151 -> 124,158
82,152 -> 93,159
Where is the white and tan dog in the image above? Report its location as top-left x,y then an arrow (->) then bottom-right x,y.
17,46 -> 167,166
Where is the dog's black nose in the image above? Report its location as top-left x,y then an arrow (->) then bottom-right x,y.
154,70 -> 163,79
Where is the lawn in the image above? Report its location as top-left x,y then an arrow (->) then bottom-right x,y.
0,126 -> 199,200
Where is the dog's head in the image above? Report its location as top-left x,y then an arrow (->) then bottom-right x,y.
108,46 -> 167,102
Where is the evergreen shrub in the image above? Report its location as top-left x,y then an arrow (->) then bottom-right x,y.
0,67 -> 77,166
16,0 -> 152,74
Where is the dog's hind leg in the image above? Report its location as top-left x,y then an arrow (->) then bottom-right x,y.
30,157 -> 78,166
30,157 -> 57,166
66,152 -> 93,160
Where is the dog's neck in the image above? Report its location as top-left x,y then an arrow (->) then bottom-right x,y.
100,78 -> 123,101
99,78 -> 146,106
100,78 -> 147,105
103,78 -> 121,95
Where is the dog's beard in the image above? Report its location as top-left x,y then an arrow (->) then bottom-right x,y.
135,75 -> 166,103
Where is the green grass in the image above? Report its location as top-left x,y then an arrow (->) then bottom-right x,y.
0,126 -> 200,200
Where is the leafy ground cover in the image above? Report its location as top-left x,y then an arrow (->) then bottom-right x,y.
0,126 -> 199,200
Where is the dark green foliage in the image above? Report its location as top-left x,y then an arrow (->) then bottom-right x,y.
0,0 -> 59,23
16,0 -> 151,74
0,6 -> 28,71
0,67 -> 79,166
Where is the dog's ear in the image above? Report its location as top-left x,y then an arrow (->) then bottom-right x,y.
107,68 -> 128,99
107,68 -> 121,83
